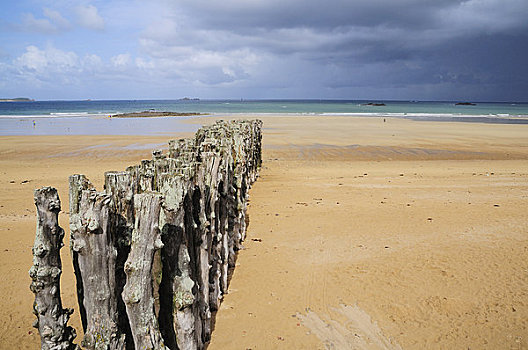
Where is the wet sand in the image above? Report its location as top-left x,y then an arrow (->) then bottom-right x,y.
1,116 -> 527,349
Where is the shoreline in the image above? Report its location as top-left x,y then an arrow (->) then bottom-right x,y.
2,111 -> 528,118
1,112 -> 528,137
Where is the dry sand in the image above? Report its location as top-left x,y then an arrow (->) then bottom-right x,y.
1,116 -> 527,349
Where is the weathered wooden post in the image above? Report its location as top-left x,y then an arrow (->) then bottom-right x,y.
69,175 -> 127,349
29,187 -> 78,350
157,172 -> 202,350
122,193 -> 167,350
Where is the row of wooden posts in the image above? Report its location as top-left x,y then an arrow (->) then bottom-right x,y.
29,120 -> 263,350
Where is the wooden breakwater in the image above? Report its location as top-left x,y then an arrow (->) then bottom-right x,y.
29,119 -> 262,350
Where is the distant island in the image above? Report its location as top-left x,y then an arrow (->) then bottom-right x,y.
0,97 -> 34,102
111,111 -> 206,118
179,97 -> 200,101
455,102 -> 477,106
362,102 -> 386,106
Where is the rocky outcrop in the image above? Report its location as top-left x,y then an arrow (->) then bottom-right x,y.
363,102 -> 386,106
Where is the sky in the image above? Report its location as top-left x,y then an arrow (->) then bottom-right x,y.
0,0 -> 527,101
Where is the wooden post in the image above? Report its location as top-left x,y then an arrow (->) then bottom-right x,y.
122,193 -> 167,350
29,187 -> 78,350
69,176 -> 126,350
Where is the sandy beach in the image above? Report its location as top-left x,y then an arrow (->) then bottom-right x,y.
1,115 -> 527,349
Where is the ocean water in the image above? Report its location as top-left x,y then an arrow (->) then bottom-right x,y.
0,99 -> 527,135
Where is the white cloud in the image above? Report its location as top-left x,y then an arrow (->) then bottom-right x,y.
43,8 -> 70,29
111,53 -> 131,67
136,15 -> 265,86
11,46 -> 133,83
135,57 -> 155,69
76,5 -> 104,30
138,31 -> 260,85
15,45 -> 78,73
20,8 -> 70,34
10,46 -> 105,86
82,54 -> 103,71
22,13 -> 57,33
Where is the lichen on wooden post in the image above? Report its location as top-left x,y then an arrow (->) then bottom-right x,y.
122,193 -> 168,350
156,172 -> 202,350
69,176 -> 126,350
29,187 -> 78,350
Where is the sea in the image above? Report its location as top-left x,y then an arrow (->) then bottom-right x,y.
1,99 -> 527,136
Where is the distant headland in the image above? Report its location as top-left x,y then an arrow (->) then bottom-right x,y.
0,97 -> 34,102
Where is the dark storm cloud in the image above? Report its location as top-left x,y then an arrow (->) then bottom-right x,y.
175,0 -> 459,30
137,0 -> 527,100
